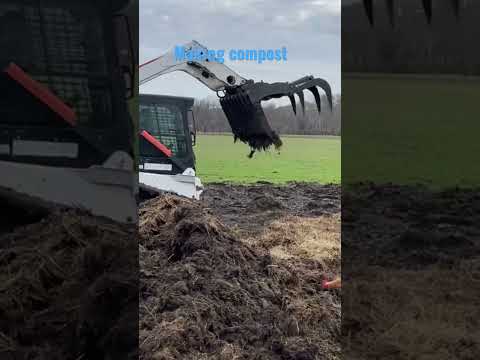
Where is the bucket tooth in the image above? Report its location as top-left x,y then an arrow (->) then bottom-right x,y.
307,86 -> 322,115
288,95 -> 297,115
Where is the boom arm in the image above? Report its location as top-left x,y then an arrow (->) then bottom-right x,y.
139,40 -> 333,155
139,40 -> 247,91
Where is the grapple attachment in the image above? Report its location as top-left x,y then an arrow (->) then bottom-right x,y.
219,76 -> 333,156
362,0 -> 460,26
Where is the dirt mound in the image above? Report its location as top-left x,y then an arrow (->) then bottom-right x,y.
342,263 -> 480,360
249,194 -> 285,211
0,210 -> 138,359
342,183 -> 480,359
379,230 -> 477,268
139,194 -> 341,360
342,183 -> 480,269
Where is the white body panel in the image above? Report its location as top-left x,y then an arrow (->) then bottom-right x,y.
0,151 -> 137,223
139,163 -> 173,171
139,167 -> 203,200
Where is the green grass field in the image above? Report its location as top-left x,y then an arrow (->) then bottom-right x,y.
194,135 -> 340,184
343,75 -> 480,189
189,76 -> 479,188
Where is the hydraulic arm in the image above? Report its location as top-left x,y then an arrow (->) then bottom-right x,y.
140,40 -> 333,155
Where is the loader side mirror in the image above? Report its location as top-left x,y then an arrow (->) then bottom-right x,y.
188,109 -> 196,146
113,14 -> 136,100
191,131 -> 196,147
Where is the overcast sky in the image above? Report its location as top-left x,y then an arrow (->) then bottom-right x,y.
139,0 -> 341,103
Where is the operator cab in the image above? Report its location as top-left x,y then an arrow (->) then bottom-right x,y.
139,94 -> 196,174
0,0 -> 135,168
138,94 -> 203,199
0,0 -> 138,223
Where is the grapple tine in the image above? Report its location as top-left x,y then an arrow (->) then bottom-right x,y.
297,91 -> 305,115
422,0 -> 432,23
363,0 -> 374,25
307,86 -> 321,115
288,95 -> 297,115
310,78 -> 333,111
386,0 -> 395,26
451,0 -> 460,19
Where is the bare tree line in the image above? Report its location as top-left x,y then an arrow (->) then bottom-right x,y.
193,95 -> 341,136
343,0 -> 480,75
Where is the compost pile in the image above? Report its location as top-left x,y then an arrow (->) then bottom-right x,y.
0,209 -> 138,359
140,183 -> 341,360
342,183 -> 480,359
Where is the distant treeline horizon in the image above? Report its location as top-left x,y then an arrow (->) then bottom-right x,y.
343,0 -> 480,75
193,95 -> 341,136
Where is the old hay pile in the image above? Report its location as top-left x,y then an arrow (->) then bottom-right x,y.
0,210 -> 138,359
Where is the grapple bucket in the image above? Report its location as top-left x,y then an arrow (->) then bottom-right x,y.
220,91 -> 282,153
219,76 -> 333,156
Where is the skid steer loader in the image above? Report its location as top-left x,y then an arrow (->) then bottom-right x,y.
139,40 -> 333,198
0,0 -> 137,224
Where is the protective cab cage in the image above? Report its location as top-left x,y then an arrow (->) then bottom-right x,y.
0,0 -> 135,168
139,94 -> 196,176
0,0 -> 138,224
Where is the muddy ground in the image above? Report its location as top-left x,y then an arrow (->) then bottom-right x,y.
0,182 -> 340,359
202,183 -> 340,235
3,182 -> 477,359
342,183 -> 480,359
140,183 -> 341,360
